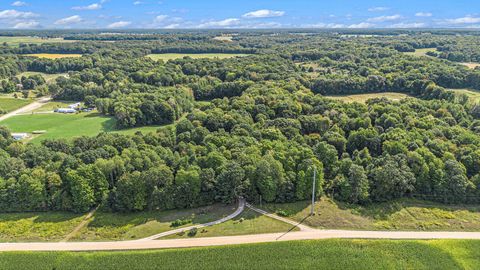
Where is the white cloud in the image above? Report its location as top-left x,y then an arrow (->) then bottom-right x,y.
72,3 -> 102,10
242,9 -> 285,18
107,21 -> 131,28
13,20 -> 39,29
415,12 -> 432,17
389,22 -> 426,28
133,1 -> 143,5
368,7 -> 389,12
367,14 -> 402,22
11,1 -> 27,7
445,16 -> 480,24
198,18 -> 240,28
54,15 -> 83,25
154,15 -> 169,23
348,22 -> 375,28
0,9 -> 37,19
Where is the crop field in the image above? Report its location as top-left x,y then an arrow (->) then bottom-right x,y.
0,112 -> 161,143
17,72 -> 67,83
0,36 -> 75,47
23,53 -> 83,59
325,92 -> 410,104
166,208 -> 296,239
0,239 -> 478,270
404,48 -> 438,57
0,98 -> 32,113
72,204 -> 236,241
262,198 -> 480,231
146,53 -> 248,61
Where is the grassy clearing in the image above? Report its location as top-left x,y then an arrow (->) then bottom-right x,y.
404,48 -> 438,57
17,71 -> 67,83
0,36 -> 75,47
0,212 -> 86,242
325,92 -> 409,104
146,53 -> 248,61
0,239 -> 479,269
262,198 -> 480,231
461,62 -> 480,69
0,111 -> 161,143
213,36 -> 233,42
450,88 -> 480,103
23,53 -> 83,59
166,208 -> 296,239
73,204 -> 236,241
0,98 -> 32,113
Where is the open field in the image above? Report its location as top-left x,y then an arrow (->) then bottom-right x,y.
450,88 -> 480,103
0,112 -> 161,143
262,198 -> 480,231
213,36 -> 233,42
461,62 -> 480,69
166,208 -> 297,239
0,212 -> 86,242
325,92 -> 410,104
146,53 -> 248,61
404,48 -> 438,57
23,54 -> 83,59
17,72 -> 67,83
0,239 -> 478,269
0,98 -> 32,114
0,36 -> 75,47
73,204 -> 236,241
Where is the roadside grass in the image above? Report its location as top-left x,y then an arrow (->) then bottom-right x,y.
72,204 -> 236,241
146,53 -> 248,61
0,98 -> 32,113
262,197 -> 480,231
0,212 -> 86,242
404,48 -> 438,57
165,208 -> 297,239
0,36 -> 75,47
16,71 -> 67,83
325,92 -> 410,104
0,111 -> 162,143
0,239 -> 478,269
23,54 -> 83,59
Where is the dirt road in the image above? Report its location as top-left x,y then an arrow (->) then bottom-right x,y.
0,96 -> 51,122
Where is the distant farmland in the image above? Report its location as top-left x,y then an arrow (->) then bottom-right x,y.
0,36 -> 75,47
146,53 -> 248,61
23,53 -> 83,59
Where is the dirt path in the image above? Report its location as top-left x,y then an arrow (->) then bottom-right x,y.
246,203 -> 315,232
60,207 -> 98,242
0,96 -> 51,122
2,230 -> 480,251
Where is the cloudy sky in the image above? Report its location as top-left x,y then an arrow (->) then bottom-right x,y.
1,0 -> 480,29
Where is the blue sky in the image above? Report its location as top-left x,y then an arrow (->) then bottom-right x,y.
0,0 -> 479,29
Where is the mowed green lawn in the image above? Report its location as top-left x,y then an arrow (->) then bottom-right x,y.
146,53 -> 249,61
0,112 -> 161,143
0,98 -> 32,113
0,239 -> 478,270
263,198 -> 480,231
165,208 -> 296,239
325,92 -> 410,104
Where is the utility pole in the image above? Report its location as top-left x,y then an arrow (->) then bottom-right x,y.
311,165 -> 316,216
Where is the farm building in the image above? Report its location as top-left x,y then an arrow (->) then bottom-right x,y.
12,133 -> 28,140
68,102 -> 81,109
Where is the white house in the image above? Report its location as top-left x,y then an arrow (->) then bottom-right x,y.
68,103 -> 81,109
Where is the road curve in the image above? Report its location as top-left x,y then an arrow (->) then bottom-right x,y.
2,230 -> 480,251
0,96 -> 51,122
141,198 -> 245,240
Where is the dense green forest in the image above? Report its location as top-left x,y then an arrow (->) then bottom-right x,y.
0,30 -> 480,213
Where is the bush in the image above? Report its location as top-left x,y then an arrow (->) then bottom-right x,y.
187,227 -> 198,237
171,219 -> 192,227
